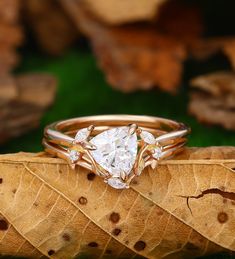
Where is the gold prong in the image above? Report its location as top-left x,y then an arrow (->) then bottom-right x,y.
120,171 -> 127,181
84,150 -> 110,178
82,141 -> 97,150
128,124 -> 138,135
136,127 -> 142,135
125,174 -> 137,187
151,160 -> 158,170
97,165 -> 110,178
70,163 -> 76,170
134,144 -> 148,175
88,125 -> 94,132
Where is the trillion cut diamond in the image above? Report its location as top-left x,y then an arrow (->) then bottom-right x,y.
90,127 -> 138,180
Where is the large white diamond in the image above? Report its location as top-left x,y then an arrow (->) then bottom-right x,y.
90,127 -> 138,178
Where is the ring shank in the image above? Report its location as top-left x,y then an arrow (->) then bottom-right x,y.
46,115 -> 189,138
56,115 -> 185,131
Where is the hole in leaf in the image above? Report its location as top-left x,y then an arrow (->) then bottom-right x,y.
0,219 -> 8,231
109,212 -> 120,223
134,241 -> 146,251
87,172 -> 96,181
112,228 -> 121,236
88,242 -> 98,247
78,196 -> 87,205
48,250 -> 55,256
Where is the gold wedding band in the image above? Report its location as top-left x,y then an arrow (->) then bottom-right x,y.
43,115 -> 190,189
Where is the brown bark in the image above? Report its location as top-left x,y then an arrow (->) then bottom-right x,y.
0,147 -> 235,258
189,72 -> 235,130
0,73 -> 57,144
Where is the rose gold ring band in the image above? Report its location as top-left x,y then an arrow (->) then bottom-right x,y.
43,115 -> 190,189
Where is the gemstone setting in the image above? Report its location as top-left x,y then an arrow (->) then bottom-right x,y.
68,149 -> 80,162
153,147 -> 162,160
90,127 -> 138,184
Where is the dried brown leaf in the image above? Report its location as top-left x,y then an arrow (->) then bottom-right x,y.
61,0 -> 203,93
82,0 -> 168,25
0,75 -> 16,105
0,0 -> 23,74
23,0 -> 78,55
223,40 -> 235,70
191,37 -> 235,70
0,24 -> 23,47
0,0 -> 20,24
0,48 -> 19,75
0,73 -> 57,143
189,72 -> 235,130
0,147 -> 235,258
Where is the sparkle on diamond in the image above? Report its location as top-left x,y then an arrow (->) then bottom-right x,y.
69,149 -> 80,162
90,126 -> 138,178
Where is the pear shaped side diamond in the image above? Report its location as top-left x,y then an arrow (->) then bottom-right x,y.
140,130 -> 155,144
74,128 -> 89,143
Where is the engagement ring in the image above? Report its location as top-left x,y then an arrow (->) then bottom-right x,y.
43,115 -> 190,189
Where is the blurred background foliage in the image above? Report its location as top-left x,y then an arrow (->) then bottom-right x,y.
1,0 -> 235,153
